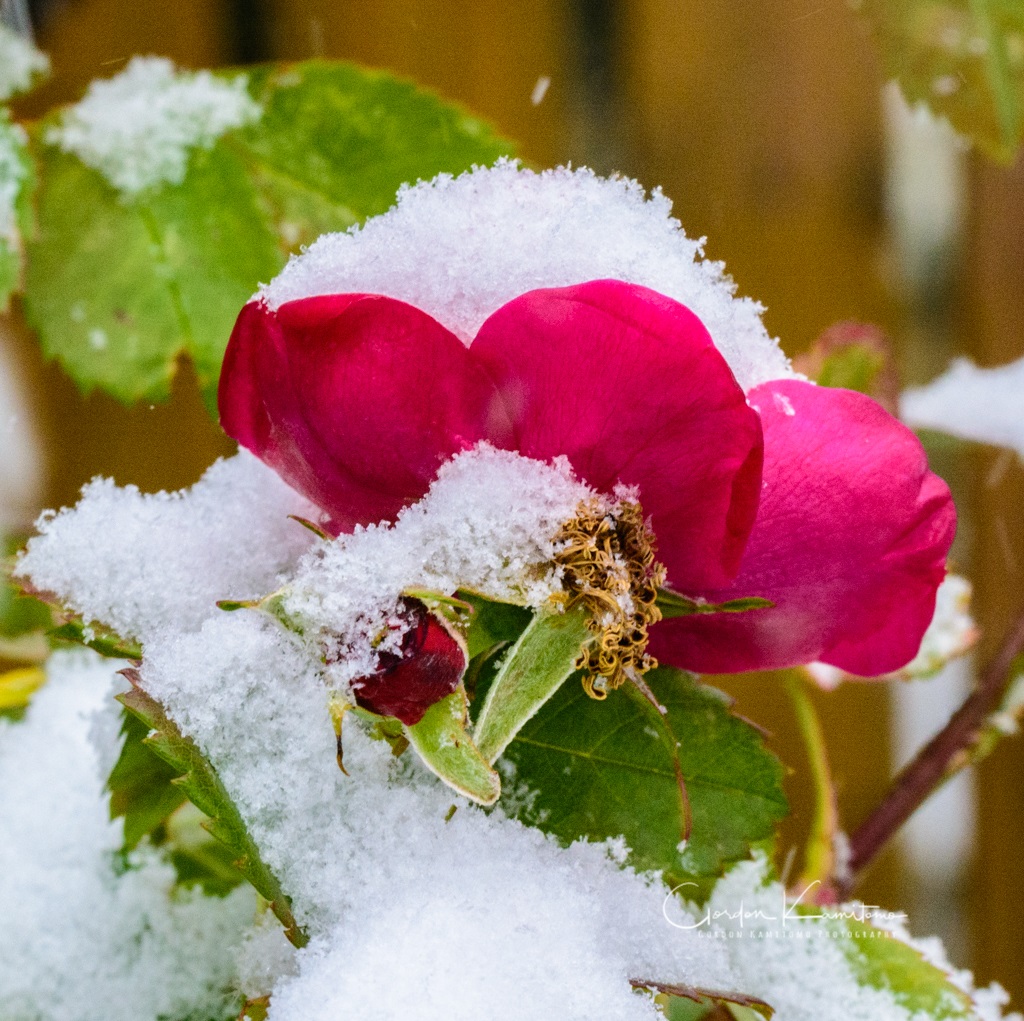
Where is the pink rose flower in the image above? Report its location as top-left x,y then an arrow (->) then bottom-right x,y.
219,277 -> 954,679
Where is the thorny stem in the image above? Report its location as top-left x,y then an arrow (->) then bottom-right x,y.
839,607 -> 1024,899
784,670 -> 839,894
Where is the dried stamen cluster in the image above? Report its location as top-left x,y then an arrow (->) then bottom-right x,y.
552,498 -> 665,698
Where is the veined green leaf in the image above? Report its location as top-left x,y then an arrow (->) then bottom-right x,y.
858,0 -> 1024,161
118,669 -> 308,947
23,60 -> 511,407
503,667 -> 788,882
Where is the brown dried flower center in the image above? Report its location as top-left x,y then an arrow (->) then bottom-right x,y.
552,497 -> 666,699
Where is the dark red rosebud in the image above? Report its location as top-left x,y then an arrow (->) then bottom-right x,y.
350,598 -> 466,726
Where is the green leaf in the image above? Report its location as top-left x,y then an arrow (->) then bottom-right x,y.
48,617 -> 143,660
632,981 -> 773,1020
503,667 -> 788,883
0,540 -> 52,643
117,669 -> 308,947
857,0 -> 1024,161
232,61 -> 510,251
473,606 -> 593,764
24,138 -> 281,406
23,60 -> 511,406
657,589 -> 773,620
457,590 -> 532,660
404,687 -> 501,805
810,911 -> 978,1019
108,707 -> 187,849
793,321 -> 899,414
0,110 -> 32,309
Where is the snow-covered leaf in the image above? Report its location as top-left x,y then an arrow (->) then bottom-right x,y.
118,670 -> 308,947
23,59 -> 511,407
857,0 -> 1024,161
828,914 -> 980,1019
473,605 -> 593,764
502,667 -> 788,882
633,980 -> 774,1020
0,110 -> 32,309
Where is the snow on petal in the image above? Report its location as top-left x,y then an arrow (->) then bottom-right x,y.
259,160 -> 794,393
902,355 -> 1024,458
469,280 -> 764,590
46,56 -> 262,195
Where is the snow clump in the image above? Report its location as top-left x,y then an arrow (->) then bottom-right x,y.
260,160 -> 795,393
0,650 -> 256,1021
0,23 -> 49,102
46,56 -> 262,195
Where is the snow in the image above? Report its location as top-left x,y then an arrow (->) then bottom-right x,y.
283,443 -> 593,687
0,650 -> 257,1021
260,160 -> 795,393
0,24 -> 49,102
902,355 -> 1024,458
14,408 -> 1015,1019
46,56 -> 262,196
17,451 -> 320,640
0,114 -> 27,245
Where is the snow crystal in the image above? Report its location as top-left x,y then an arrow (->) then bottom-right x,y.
46,56 -> 262,195
260,160 -> 794,393
0,24 -> 49,102
0,116 -> 27,245
902,355 -> 1024,458
17,451 -> 319,640
283,443 -> 593,686
0,650 -> 256,1021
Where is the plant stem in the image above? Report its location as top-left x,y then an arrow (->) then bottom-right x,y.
784,670 -> 839,893
839,607 -> 1024,898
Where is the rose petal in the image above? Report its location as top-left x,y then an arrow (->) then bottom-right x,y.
649,379 -> 956,676
219,295 -> 506,530
470,280 -> 764,589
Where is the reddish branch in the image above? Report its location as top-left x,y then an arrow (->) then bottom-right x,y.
839,607 -> 1024,899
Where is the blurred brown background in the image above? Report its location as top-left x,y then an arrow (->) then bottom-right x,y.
5,0 -> 1023,1004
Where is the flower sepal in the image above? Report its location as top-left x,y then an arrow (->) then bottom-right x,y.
656,589 -> 774,619
335,683 -> 500,806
